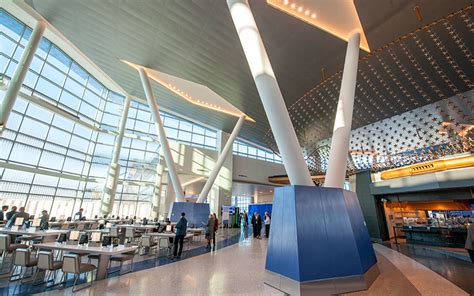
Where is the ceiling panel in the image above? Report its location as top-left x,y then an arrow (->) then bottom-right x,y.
24,0 -> 472,158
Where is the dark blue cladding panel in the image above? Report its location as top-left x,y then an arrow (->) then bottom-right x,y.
343,190 -> 377,273
169,202 -> 210,227
266,186 -> 299,280
265,186 -> 377,282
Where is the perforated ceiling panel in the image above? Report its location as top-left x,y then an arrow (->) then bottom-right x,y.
275,7 -> 474,174
25,0 -> 471,151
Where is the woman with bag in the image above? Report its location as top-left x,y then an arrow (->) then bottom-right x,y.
206,214 -> 215,250
212,213 -> 218,250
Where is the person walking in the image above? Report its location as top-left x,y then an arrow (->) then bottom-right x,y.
243,211 -> 248,228
173,212 -> 187,259
256,212 -> 262,239
465,222 -> 474,263
213,213 -> 218,249
206,214 -> 215,250
264,212 -> 271,238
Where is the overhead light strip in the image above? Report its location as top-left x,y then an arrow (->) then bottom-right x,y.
121,60 -> 255,122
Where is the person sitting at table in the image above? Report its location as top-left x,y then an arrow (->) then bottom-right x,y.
0,205 -> 8,221
74,208 -> 84,221
40,210 -> 49,230
172,212 -> 187,259
5,206 -> 17,221
7,207 -> 30,227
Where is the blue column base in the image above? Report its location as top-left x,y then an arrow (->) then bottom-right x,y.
168,202 -> 210,227
264,186 -> 379,295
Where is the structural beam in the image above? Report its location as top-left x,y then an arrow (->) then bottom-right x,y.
0,20 -> 45,130
138,68 -> 185,202
227,0 -> 313,186
100,95 -> 132,216
324,31 -> 361,188
197,115 -> 245,203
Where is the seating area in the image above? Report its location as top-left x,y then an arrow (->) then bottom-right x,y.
0,218 -> 208,293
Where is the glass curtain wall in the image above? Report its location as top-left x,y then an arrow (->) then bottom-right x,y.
233,139 -> 282,163
231,195 -> 253,212
0,10 -> 217,219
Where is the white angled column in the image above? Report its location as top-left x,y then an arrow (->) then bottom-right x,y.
0,21 -> 45,129
138,68 -> 185,202
227,0 -> 313,186
100,95 -> 132,216
324,31 -> 360,188
197,115 -> 245,203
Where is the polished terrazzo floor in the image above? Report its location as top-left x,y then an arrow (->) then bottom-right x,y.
0,228 -> 244,296
31,230 -> 470,296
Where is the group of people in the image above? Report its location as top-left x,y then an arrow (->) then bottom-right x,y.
250,211 -> 271,239
170,211 -> 220,259
0,205 -> 50,229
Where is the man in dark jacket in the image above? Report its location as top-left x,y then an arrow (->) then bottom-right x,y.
251,212 -> 262,238
5,206 -> 17,221
173,212 -> 188,259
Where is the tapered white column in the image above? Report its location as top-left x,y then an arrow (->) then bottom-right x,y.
100,95 -> 132,216
324,31 -> 360,188
138,68 -> 185,202
0,21 -> 45,129
197,115 -> 245,203
227,0 -> 313,186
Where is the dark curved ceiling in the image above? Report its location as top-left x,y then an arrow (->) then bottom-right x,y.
26,0 -> 472,153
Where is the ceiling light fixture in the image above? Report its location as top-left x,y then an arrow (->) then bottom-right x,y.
121,60 -> 255,122
266,0 -> 370,52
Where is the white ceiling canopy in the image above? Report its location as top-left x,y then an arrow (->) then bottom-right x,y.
266,0 -> 370,52
122,60 -> 254,122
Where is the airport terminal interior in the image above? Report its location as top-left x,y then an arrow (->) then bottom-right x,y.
0,0 -> 473,295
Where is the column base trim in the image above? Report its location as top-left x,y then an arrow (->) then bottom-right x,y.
264,264 -> 379,296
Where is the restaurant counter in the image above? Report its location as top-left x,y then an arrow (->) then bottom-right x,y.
400,225 -> 467,248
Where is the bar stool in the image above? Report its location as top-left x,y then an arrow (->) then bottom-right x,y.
10,248 -> 38,283
33,251 -> 62,287
60,253 -> 97,292
0,234 -> 28,270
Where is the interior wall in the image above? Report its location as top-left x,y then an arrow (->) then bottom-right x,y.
355,171 -> 388,241
232,155 -> 286,185
255,193 -> 274,204
156,140 -> 287,218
